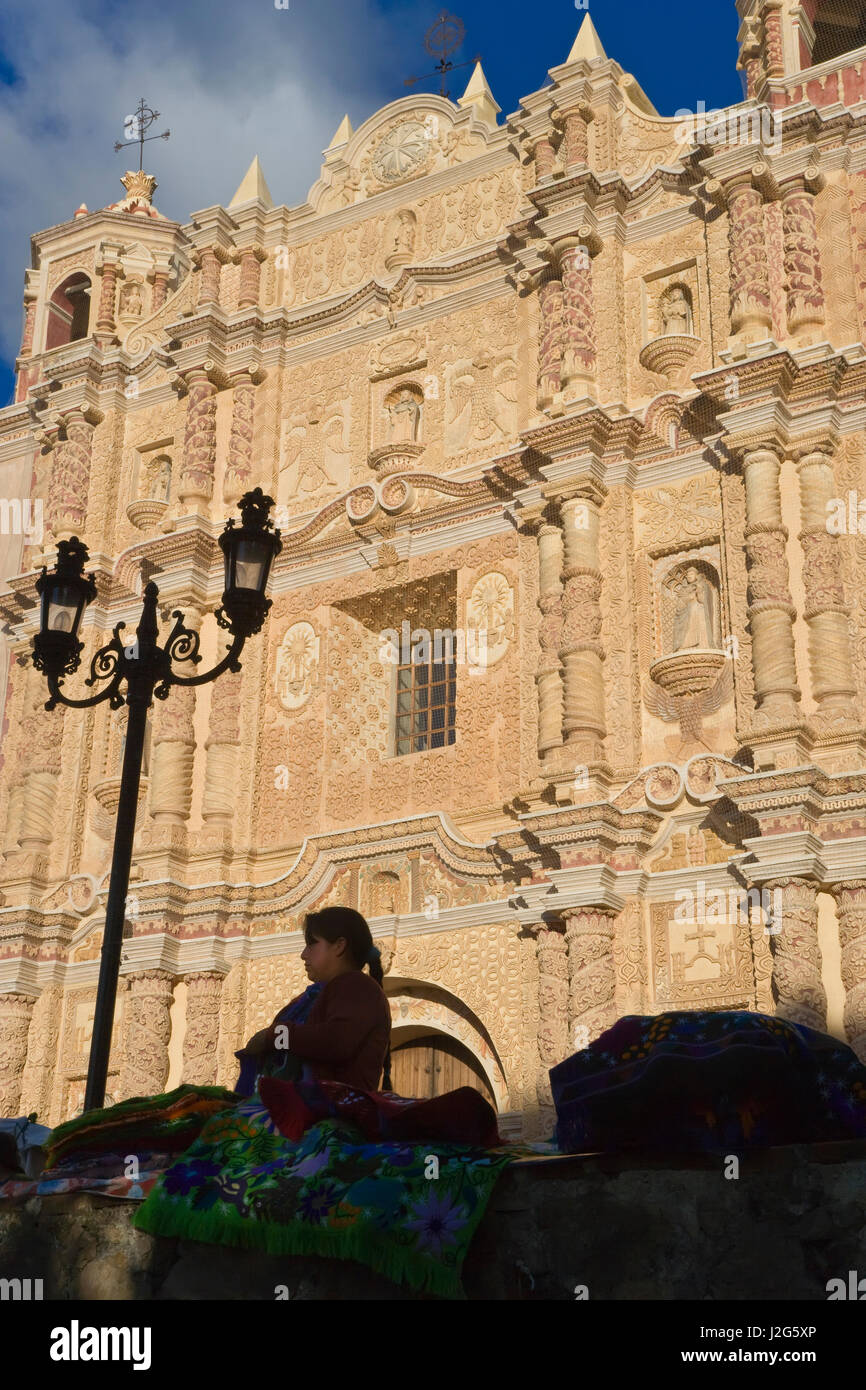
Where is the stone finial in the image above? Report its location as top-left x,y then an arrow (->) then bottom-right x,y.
229,156 -> 274,209
120,170 -> 157,206
566,13 -> 607,64
457,61 -> 501,128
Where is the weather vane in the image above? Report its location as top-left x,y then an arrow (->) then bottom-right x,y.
404,11 -> 480,100
114,97 -> 170,171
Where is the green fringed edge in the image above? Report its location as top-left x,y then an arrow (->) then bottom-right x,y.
45,1085 -> 238,1164
132,1161 -> 510,1300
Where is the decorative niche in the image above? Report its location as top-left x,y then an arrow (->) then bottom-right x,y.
368,378 -> 427,477
639,263 -> 703,384
648,547 -> 727,698
127,440 -> 173,530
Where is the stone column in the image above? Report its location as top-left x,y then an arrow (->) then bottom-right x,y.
781,174 -> 825,337
177,366 -> 219,511
737,17 -> 764,101
761,0 -> 785,79
0,993 -> 35,1118
527,134 -> 556,183
559,487 -> 606,761
709,174 -> 772,338
223,370 -> 259,505
19,292 -> 37,358
536,271 -> 564,408
554,105 -> 593,169
832,880 -> 866,1063
120,970 -> 174,1100
795,444 -> 857,722
94,246 -> 121,338
17,669 -> 64,852
182,972 -> 224,1085
47,405 -> 101,541
764,878 -> 827,1030
556,232 -> 599,400
236,245 -> 267,309
202,670 -> 242,823
150,260 -> 172,312
526,513 -> 564,760
740,444 -> 800,722
194,246 -> 231,308
528,923 -> 569,1119
149,609 -> 202,824
562,907 -> 618,1043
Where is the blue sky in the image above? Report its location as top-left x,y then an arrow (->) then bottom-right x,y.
0,0 -> 743,404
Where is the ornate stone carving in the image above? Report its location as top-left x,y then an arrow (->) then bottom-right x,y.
120,970 -> 174,1100
182,972 -> 224,1085
781,180 -> 825,336
203,670 -> 243,824
536,271 -> 564,407
763,878 -> 827,1031
832,880 -> 866,1063
559,491 -> 606,761
0,993 -> 35,1118
177,368 -> 218,508
562,908 -> 618,1043
528,922 -> 569,1119
740,445 -> 800,721
465,571 -> 515,668
224,371 -> 258,505
48,407 -> 101,541
275,622 -> 320,710
795,444 -> 857,724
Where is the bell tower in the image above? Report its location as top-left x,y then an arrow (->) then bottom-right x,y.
737,0 -> 866,105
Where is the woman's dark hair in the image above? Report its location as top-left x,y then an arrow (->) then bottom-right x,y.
303,906 -> 392,1090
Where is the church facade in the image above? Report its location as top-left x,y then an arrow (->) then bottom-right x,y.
2,5 -> 866,1136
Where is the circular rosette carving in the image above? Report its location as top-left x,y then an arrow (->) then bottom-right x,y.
377,475 -> 415,515
465,571 -> 515,670
684,755 -> 721,801
644,763 -> 685,808
346,485 -> 377,524
275,621 -> 320,710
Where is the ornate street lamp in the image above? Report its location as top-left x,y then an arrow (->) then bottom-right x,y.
30,489 -> 281,1111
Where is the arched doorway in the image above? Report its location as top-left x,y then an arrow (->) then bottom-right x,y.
390,1031 -> 497,1107
45,272 -> 92,349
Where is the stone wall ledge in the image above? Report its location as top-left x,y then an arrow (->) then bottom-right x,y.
1,1140 -> 865,1300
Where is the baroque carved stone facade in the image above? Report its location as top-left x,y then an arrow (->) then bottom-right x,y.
2,10 -> 866,1135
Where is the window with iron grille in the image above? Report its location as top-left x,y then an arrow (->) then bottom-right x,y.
395,648 -> 456,755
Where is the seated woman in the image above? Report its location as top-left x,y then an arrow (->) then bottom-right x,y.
234,906 -> 391,1097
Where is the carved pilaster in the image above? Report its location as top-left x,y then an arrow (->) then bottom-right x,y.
223,370 -> 259,505
527,134 -> 556,183
150,261 -> 171,312
47,406 -> 101,541
182,972 -> 224,1085
95,245 -> 122,338
149,608 -> 202,824
764,878 -> 827,1031
709,174 -> 772,337
202,669 -> 242,824
781,177 -> 825,337
832,880 -> 866,1063
177,367 -> 219,509
235,245 -> 267,309
194,245 -> 231,308
527,922 -> 569,1119
120,970 -> 174,1100
555,232 -> 600,400
536,271 -> 564,408
740,445 -> 800,722
558,488 -> 606,761
554,105 -> 593,169
0,993 -> 35,1118
795,444 -> 857,723
761,0 -> 785,79
562,907 -> 618,1042
18,667 -> 65,852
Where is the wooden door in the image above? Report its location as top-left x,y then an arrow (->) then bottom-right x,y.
390,1033 -> 496,1107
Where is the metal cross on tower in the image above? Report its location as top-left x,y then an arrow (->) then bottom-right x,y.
113,97 -> 170,170
404,11 -> 480,100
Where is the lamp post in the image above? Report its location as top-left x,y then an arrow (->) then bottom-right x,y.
30,488 -> 281,1112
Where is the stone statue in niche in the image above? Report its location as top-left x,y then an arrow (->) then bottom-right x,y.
393,210 -> 416,257
660,284 -> 693,336
120,280 -> 144,317
387,387 -> 422,443
140,454 -> 171,501
666,566 -> 720,651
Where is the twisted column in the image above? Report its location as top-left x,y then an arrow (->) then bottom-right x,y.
795,444 -> 857,721
832,880 -> 866,1063
236,245 -> 267,309
563,907 -> 618,1043
0,993 -> 35,1118
182,972 -> 224,1085
555,105 -> 593,169
95,246 -> 121,337
18,666 -> 64,851
177,367 -> 219,509
47,406 -> 101,541
149,608 -> 203,824
223,370 -> 258,504
527,134 -> 556,183
536,270 -> 564,408
194,245 -> 231,308
526,513 -> 564,760
740,444 -> 800,721
710,174 -> 772,337
559,489 -> 606,761
556,232 -> 599,399
528,923 -> 569,1117
781,176 -> 825,337
202,669 -> 242,823
150,261 -> 171,312
764,878 -> 827,1030
761,0 -> 785,78
120,970 -> 174,1100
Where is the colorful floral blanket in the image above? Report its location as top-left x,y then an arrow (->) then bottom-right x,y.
132,1097 -> 511,1298
43,1085 -> 237,1169
550,1010 -> 866,1154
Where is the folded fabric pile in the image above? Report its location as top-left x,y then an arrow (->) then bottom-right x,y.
550,1009 -> 866,1154
134,1089 -> 510,1298
260,1077 -> 501,1147
43,1084 -> 239,1173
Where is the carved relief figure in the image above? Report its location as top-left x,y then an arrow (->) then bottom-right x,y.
445,350 -> 518,453
660,283 -> 693,336
393,210 -> 416,256
666,565 -> 720,651
275,622 -> 320,710
386,385 -> 422,443
280,401 -> 351,496
140,454 -> 171,502
120,280 -> 144,317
